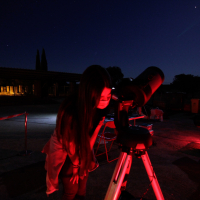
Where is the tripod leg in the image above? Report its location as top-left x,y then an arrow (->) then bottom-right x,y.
104,152 -> 132,200
141,151 -> 165,200
121,153 -> 132,191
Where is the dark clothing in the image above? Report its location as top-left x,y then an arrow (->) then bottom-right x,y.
60,156 -> 89,200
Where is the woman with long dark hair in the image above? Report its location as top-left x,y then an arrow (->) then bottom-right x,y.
42,65 -> 112,199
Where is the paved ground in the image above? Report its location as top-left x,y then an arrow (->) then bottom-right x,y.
0,101 -> 200,200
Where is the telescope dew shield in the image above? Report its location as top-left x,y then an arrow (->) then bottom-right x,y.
119,66 -> 164,106
134,66 -> 164,106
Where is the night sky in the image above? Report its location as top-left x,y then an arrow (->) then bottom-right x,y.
1,0 -> 200,84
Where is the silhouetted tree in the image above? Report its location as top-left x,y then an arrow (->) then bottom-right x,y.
106,66 -> 124,87
35,49 -> 40,70
41,48 -> 48,71
171,74 -> 200,96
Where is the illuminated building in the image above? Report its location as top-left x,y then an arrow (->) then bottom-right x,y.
0,67 -> 81,97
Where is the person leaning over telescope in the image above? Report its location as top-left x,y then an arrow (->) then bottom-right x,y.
42,65 -> 112,200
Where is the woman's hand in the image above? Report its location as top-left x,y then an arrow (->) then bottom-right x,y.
70,167 -> 79,184
80,170 -> 87,180
70,173 -> 79,184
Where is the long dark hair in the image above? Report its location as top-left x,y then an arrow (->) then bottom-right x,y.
56,65 -> 111,171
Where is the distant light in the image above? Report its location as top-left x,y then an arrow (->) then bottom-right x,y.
112,87 -> 115,90
129,77 -> 133,81
195,6 -> 197,8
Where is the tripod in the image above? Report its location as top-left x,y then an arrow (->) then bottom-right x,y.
104,126 -> 165,200
107,66 -> 165,199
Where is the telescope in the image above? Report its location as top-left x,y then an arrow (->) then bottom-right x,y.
105,66 -> 165,200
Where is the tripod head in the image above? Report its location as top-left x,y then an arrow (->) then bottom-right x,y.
112,66 -> 164,150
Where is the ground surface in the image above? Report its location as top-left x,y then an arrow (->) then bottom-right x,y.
0,102 -> 200,200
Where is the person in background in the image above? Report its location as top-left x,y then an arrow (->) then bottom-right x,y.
42,65 -> 112,200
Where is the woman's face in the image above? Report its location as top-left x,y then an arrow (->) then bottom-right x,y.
97,87 -> 112,109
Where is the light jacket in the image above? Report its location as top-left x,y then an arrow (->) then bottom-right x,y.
42,130 -> 99,195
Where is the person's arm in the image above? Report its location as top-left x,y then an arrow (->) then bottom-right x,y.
70,165 -> 79,184
90,116 -> 105,149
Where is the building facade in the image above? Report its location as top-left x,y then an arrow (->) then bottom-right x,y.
0,67 -> 81,97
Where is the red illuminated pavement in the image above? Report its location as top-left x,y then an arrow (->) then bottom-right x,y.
0,103 -> 200,200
